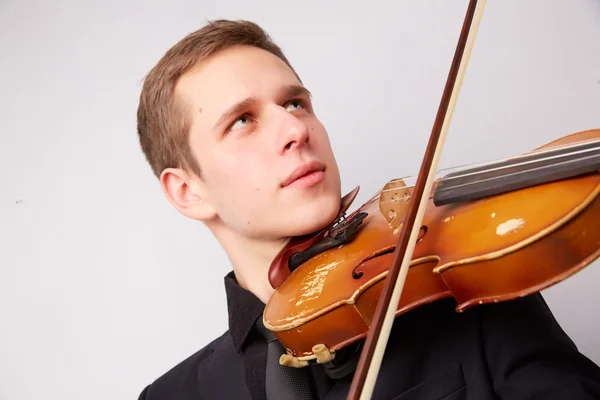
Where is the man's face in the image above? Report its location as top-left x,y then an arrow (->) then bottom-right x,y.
176,45 -> 342,241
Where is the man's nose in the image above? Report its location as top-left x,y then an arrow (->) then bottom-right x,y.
272,107 -> 310,153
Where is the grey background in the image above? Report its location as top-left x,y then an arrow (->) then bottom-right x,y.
1,0 -> 599,399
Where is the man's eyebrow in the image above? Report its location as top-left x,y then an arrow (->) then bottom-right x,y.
211,84 -> 312,129
212,97 -> 257,129
283,84 -> 312,99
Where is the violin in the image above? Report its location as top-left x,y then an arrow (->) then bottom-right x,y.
263,1 -> 600,398
264,126 -> 600,355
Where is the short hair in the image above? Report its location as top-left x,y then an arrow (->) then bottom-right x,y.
136,19 -> 299,178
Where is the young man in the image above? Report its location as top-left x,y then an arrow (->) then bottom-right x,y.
136,19 -> 600,399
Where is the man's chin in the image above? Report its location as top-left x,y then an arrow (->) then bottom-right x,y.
289,202 -> 340,236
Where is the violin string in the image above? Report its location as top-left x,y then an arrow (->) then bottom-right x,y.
411,138 -> 599,182
377,138 -> 600,194
427,142 -> 599,182
376,150 -> 600,200
427,152 -> 600,192
495,137 -> 600,163
375,155 -> 600,208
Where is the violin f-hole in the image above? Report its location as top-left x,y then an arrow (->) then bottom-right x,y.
418,225 -> 428,242
352,247 -> 396,280
351,225 -> 427,280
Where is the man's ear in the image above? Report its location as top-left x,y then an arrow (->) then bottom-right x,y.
160,167 -> 217,221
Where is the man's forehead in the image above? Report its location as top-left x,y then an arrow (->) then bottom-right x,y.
178,46 -> 301,106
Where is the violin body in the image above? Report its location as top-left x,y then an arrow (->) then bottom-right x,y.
263,128 -> 600,365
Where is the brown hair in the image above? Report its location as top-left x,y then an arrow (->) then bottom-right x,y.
137,19 -> 299,178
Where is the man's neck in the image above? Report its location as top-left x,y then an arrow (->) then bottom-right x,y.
213,226 -> 290,304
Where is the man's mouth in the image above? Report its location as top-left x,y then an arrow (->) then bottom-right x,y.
281,160 -> 326,188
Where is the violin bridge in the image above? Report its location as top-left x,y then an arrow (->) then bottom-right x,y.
379,178 -> 413,231
279,354 -> 309,368
312,344 -> 335,364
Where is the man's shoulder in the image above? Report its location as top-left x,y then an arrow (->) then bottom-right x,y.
137,330 -> 232,400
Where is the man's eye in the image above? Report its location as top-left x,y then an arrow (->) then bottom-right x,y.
230,115 -> 250,131
285,100 -> 304,111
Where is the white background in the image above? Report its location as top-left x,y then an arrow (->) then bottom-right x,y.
1,0 -> 599,399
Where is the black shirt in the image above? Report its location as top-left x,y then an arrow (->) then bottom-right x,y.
138,271 -> 600,399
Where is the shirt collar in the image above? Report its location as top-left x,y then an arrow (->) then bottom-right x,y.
224,271 -> 267,352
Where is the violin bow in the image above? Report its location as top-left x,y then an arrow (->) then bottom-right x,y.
347,1 -> 487,399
